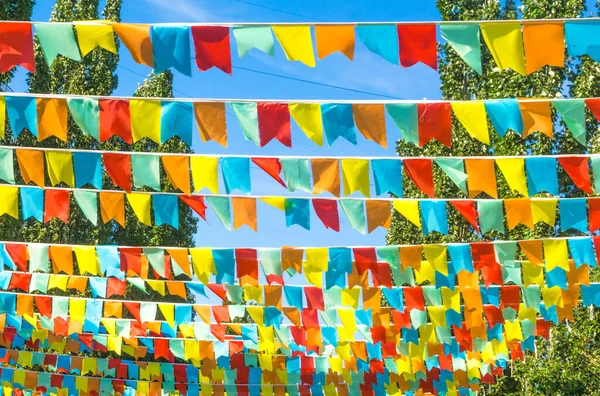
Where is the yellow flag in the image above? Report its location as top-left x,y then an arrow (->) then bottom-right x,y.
451,101 -> 490,144
542,286 -> 563,308
244,285 -> 263,304
48,275 -> 68,291
481,23 -> 526,75
392,200 -> 421,229
289,103 -> 323,146
531,199 -> 557,226
427,306 -> 446,327
258,354 -> 273,371
246,306 -> 264,325
75,23 -> 117,56
272,26 -> 316,67
126,193 -> 152,226
543,239 -> 568,272
191,156 -> 219,194
147,280 -> 165,296
341,288 -> 360,309
305,247 -> 328,270
107,336 -> 122,355
0,186 -> 19,219
130,99 -> 161,143
189,248 -> 215,284
158,303 -> 174,328
329,357 -> 343,373
423,245 -> 448,276
45,151 -> 75,187
442,288 -> 460,312
496,158 -> 528,197
338,309 -> 356,333
74,246 -> 99,276
415,260 -> 435,284
522,261 -> 544,286
101,319 -> 116,335
69,298 -> 86,322
305,268 -> 323,289
259,197 -> 285,211
341,159 -> 370,197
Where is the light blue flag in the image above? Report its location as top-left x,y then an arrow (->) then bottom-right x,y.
581,284 -> 600,307
152,194 -> 179,228
230,102 -> 259,145
73,152 -> 102,189
339,199 -> 366,234
447,244 -> 474,273
371,159 -> 403,197
186,283 -> 206,297
281,158 -> 311,193
559,198 -> 587,232
546,268 -> 567,290
96,246 -> 122,279
284,286 -> 304,311
525,157 -> 558,195
568,237 -> 596,268
381,288 -> 403,311
131,154 -> 160,191
221,157 -> 251,194
161,101 -> 193,145
6,96 -> 37,138
73,190 -> 98,226
484,99 -> 523,137
356,24 -> 399,64
440,23 -> 482,74
67,98 -> 100,140
206,196 -> 232,230
213,249 -> 234,284
150,26 -> 192,76
321,103 -> 357,145
419,200 -> 448,235
329,247 -> 352,273
20,187 -> 43,222
174,305 -> 192,326
565,21 -> 600,62
89,278 -> 107,298
477,200 -> 505,234
0,148 -> 14,184
284,198 -> 310,230
385,103 -> 418,145
232,26 -> 275,58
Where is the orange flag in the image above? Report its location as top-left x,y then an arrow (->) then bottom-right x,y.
522,22 -> 564,74
504,198 -> 534,229
519,240 -> 543,265
465,159 -> 498,198
99,192 -> 125,227
352,104 -> 387,147
166,248 -> 191,278
194,102 -> 227,147
16,149 -> 44,187
162,156 -> 191,195
49,245 -> 74,275
312,158 -> 340,196
113,23 -> 154,67
37,98 -> 68,141
314,25 -> 355,60
519,100 -> 553,138
232,197 -> 257,231
366,200 -> 391,233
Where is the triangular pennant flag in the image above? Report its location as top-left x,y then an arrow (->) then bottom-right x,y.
396,24 -> 437,70
434,158 -> 467,194
74,23 -> 117,56
552,99 -> 586,145
231,102 -> 259,146
252,158 -> 286,187
480,22 -> 526,75
450,200 -> 479,232
558,157 -> 592,194
386,103 -> 418,145
206,196 -> 232,230
392,200 -> 421,229
496,158 -> 528,197
440,23 -> 482,74
67,98 -> 100,140
451,101 -> 489,144
179,195 -> 207,220
339,200 -> 366,234
403,159 -> 434,197
272,25 -> 316,67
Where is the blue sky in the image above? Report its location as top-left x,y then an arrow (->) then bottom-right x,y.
13,0 -> 598,249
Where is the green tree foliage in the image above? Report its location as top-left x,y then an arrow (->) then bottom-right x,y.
0,0 -> 36,88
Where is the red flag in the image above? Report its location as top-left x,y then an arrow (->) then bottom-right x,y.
120,248 -> 141,275
451,200 -> 479,232
44,190 -> 70,223
397,24 -> 437,70
403,158 -> 435,197
154,339 -> 173,362
207,284 -> 227,301
301,308 -> 319,329
372,263 -> 393,288
235,248 -> 258,286
212,306 -> 230,325
304,287 -> 324,310
251,157 -> 286,187
353,247 -> 377,275
5,243 -> 28,272
558,156 -> 592,193
123,302 -> 141,323
103,153 -> 132,192
107,278 -> 126,297
312,199 -> 340,231
501,285 -> 521,310
99,100 -> 132,143
191,26 -> 232,74
470,242 -> 496,270
403,286 -> 424,311
79,333 -> 94,351
586,98 -> 600,121
257,103 -> 292,147
589,198 -> 600,232
481,262 -> 503,287
210,324 -> 226,342
418,103 -> 451,147
35,296 -> 52,318
0,22 -> 35,73
290,326 -> 306,346
179,195 -> 207,220
483,305 -> 504,328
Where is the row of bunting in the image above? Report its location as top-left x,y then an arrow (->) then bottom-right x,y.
4,146 -> 600,198
5,185 -> 600,234
2,94 -> 600,148
1,20 -> 599,76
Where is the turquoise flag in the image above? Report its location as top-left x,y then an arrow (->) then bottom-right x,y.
143,247 -> 165,278
232,26 -> 275,58
281,158 -> 311,193
420,200 -> 448,235
230,102 -> 259,145
131,154 -> 160,191
67,98 -> 100,140
206,196 -> 232,230
552,99 -> 586,145
592,156 -> 600,193
161,101 -> 193,145
339,199 -> 366,234
73,152 -> 102,189
30,274 -> 49,293
284,198 -> 310,230
385,103 -> 418,145
150,26 -> 192,76
440,23 -> 482,74
6,96 -> 37,138
73,190 -> 98,225
34,23 -> 81,65
0,148 -> 14,184
559,198 -> 587,233
565,21 -> 600,62
526,157 -> 558,196
371,159 -> 403,197
20,187 -> 43,222
28,244 -> 49,273
484,99 -> 523,137
321,103 -> 357,145
356,24 -> 399,64
477,199 -> 505,234
221,157 -> 251,194
152,194 -> 179,228
434,158 -> 468,194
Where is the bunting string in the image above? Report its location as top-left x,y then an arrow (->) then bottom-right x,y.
0,93 -> 599,148
3,145 -> 600,199
1,19 -> 599,77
